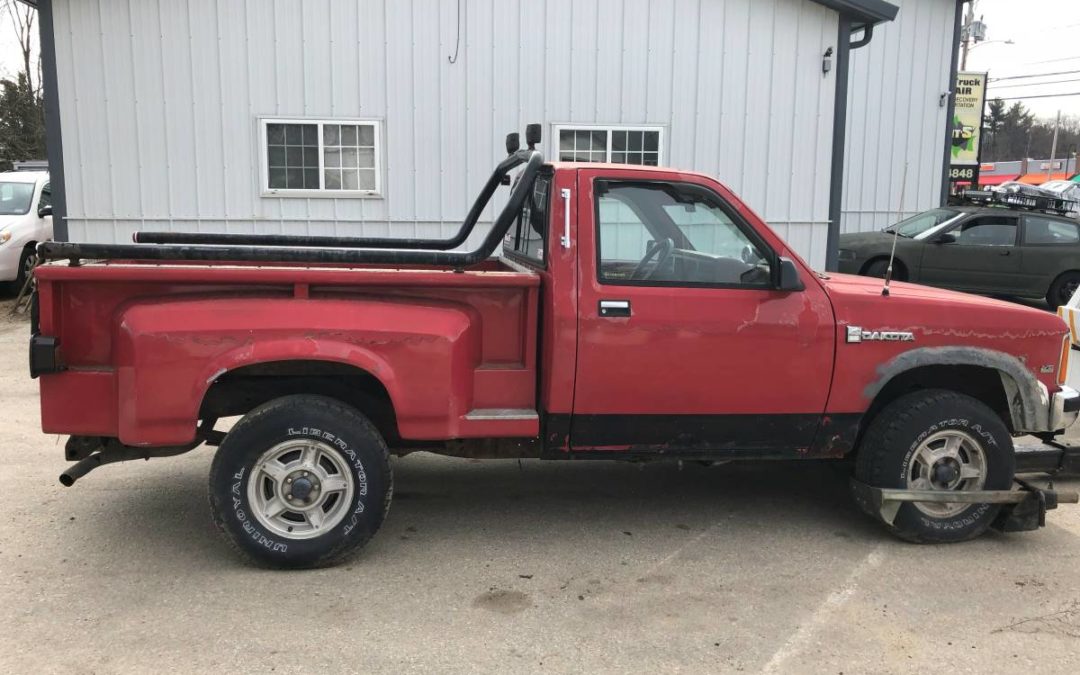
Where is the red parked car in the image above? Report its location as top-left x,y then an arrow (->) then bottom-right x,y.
30,128 -> 1080,568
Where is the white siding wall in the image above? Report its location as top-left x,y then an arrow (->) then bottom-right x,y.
53,0 -> 838,265
841,0 -> 955,234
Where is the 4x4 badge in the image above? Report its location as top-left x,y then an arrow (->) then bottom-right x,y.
846,325 -> 915,343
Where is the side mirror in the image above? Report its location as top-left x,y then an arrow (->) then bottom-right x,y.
935,231 -> 957,244
776,257 -> 804,292
37,204 -> 52,218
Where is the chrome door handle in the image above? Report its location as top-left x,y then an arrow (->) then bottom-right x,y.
599,300 -> 631,317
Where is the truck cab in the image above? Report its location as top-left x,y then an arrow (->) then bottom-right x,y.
30,131 -> 1080,567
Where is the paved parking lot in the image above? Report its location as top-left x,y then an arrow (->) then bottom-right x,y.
2,298 -> 1080,674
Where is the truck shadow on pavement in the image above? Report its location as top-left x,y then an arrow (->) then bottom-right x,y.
72,454 -> 915,569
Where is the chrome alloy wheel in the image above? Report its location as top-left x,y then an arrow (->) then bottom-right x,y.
906,429 -> 987,518
246,439 -> 354,539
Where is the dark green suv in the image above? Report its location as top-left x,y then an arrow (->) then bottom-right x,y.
837,206 -> 1080,308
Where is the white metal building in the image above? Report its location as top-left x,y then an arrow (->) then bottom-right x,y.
28,0 -> 962,269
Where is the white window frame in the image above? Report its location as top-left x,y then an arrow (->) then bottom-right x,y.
551,124 -> 666,165
258,117 -> 383,198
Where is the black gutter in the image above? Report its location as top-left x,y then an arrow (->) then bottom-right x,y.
37,0 -> 67,242
813,0 -> 898,26
38,151 -> 544,267
825,19 -> 885,272
825,18 -> 853,273
940,0 -> 965,205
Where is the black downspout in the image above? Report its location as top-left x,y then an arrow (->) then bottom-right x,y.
825,20 -> 877,272
825,17 -> 852,272
38,0 -> 68,242
940,1 -> 965,205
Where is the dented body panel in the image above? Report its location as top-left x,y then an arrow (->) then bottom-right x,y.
33,164 -> 1077,461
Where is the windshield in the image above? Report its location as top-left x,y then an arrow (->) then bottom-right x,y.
887,208 -> 961,238
0,182 -> 35,216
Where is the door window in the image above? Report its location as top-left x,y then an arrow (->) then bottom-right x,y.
595,181 -> 771,287
1023,216 -> 1079,245
951,216 -> 1017,246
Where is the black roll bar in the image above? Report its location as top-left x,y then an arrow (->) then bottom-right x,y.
39,150 -> 544,268
132,149 -> 539,250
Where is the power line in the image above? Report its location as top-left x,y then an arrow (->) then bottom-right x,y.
989,70 -> 1080,82
990,92 -> 1080,101
989,77 -> 1080,89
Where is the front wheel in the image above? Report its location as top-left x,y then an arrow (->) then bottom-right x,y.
854,389 -> 1013,543
208,394 -> 392,568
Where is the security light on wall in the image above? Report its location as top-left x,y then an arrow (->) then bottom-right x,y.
823,47 -> 833,75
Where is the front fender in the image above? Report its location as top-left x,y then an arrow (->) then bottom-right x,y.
866,346 -> 1049,433
113,296 -> 479,445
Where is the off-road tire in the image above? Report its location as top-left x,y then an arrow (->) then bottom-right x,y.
208,394 -> 392,568
1047,271 -> 1080,310
854,389 -> 1014,543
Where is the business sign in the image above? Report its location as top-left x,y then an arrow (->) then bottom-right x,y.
950,72 -> 987,174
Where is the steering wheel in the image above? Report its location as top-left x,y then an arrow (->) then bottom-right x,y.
631,238 -> 675,280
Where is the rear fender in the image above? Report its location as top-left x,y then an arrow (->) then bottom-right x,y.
113,296 -> 478,446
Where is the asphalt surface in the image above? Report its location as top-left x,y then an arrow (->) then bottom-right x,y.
2,296 -> 1080,674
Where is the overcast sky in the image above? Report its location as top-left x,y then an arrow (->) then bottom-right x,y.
0,0 -> 1076,120
959,0 -> 1080,119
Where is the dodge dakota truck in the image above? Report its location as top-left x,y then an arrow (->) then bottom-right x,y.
31,127 -> 1080,568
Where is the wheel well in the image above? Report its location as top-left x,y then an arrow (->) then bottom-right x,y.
856,365 -> 1014,450
199,360 -> 400,443
861,255 -> 907,279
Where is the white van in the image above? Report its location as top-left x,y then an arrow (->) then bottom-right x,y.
0,171 -> 52,290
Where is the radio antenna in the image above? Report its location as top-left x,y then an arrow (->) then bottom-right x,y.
882,162 -> 909,297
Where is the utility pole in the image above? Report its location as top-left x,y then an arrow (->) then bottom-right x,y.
960,2 -> 975,70
1048,110 -> 1061,182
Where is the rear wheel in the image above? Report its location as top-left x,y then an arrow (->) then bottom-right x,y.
1046,271 -> 1080,310
854,389 -> 1013,543
208,394 -> 392,568
11,245 -> 35,293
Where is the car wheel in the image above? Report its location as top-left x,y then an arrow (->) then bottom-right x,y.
862,259 -> 905,281
13,245 -> 35,292
1047,271 -> 1080,310
208,394 -> 393,568
853,389 -> 1013,543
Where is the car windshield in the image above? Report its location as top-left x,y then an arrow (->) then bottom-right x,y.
0,181 -> 35,215
886,208 -> 961,238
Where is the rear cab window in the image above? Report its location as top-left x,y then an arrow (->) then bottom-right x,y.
502,172 -> 551,266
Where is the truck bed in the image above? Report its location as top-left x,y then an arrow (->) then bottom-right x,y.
34,258 -> 541,446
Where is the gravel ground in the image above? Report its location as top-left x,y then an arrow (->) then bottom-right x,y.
1,294 -> 1079,674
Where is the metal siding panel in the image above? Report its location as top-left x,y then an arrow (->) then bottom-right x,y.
188,0 -> 227,220
440,0 -> 469,226
693,0 -> 722,176
385,0 -> 416,226
593,0 -> 624,122
619,0 -> 649,124
843,0 -> 955,234
98,0 -> 139,221
67,0 -> 112,221
668,0 -> 700,168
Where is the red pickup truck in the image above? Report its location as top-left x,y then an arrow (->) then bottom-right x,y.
31,128 -> 1080,568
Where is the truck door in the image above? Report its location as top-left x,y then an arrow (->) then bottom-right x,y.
570,169 -> 835,456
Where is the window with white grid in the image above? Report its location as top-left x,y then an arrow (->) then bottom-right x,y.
261,118 -> 382,196
555,125 -> 663,166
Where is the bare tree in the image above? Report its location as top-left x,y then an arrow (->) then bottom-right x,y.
3,0 -> 37,95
